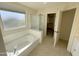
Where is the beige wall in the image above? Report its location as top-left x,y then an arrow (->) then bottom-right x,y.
60,8 -> 76,41
0,28 -> 6,56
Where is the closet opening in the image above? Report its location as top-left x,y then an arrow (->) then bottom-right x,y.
47,13 -> 56,36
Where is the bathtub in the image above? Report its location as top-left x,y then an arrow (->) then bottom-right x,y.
3,30 -> 42,56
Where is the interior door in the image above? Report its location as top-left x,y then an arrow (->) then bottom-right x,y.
54,11 -> 62,47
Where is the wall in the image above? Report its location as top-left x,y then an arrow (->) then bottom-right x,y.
60,9 -> 76,41
30,14 -> 40,30
0,27 -> 6,56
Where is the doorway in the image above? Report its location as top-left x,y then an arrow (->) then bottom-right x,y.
59,8 -> 76,48
47,13 -> 56,36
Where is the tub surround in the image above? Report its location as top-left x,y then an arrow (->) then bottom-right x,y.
3,29 -> 42,56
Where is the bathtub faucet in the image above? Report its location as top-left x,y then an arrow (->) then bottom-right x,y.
13,46 -> 17,54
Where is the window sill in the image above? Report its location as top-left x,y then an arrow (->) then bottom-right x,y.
4,25 -> 26,31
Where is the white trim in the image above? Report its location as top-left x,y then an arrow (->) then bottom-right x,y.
4,25 -> 26,31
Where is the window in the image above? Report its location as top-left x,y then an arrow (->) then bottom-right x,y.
0,10 -> 26,30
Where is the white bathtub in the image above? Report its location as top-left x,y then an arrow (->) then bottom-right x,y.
3,30 -> 42,56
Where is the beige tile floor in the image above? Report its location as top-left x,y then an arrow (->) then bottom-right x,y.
28,35 -> 71,56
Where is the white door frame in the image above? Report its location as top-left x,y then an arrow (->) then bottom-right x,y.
44,10 -> 62,46
53,10 -> 62,46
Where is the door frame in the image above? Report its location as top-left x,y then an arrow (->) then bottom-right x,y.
44,11 -> 62,47
44,10 -> 63,46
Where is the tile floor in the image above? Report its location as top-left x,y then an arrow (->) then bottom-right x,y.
28,35 -> 71,56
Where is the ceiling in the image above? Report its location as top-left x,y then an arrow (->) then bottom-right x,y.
19,2 -> 77,10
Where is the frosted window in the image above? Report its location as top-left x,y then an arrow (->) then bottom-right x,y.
0,10 -> 26,30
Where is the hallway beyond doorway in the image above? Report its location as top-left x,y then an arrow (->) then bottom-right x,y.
47,13 -> 55,36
